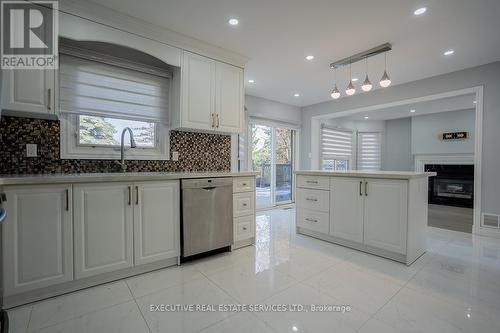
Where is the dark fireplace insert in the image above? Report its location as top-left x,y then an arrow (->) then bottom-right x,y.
424,164 -> 474,208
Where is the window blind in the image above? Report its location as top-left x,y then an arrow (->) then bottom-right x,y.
321,126 -> 353,163
59,54 -> 170,124
357,132 -> 382,170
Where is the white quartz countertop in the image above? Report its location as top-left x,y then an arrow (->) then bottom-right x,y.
0,171 -> 259,186
295,170 -> 436,179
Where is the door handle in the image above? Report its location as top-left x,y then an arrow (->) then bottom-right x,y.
47,88 -> 51,110
128,186 -> 132,205
65,189 -> 69,211
365,181 -> 368,196
359,181 -> 363,196
135,186 -> 139,205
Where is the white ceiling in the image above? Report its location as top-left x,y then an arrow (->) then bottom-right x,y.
89,0 -> 500,107
337,93 -> 476,121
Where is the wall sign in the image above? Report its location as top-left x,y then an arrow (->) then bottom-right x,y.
441,131 -> 469,141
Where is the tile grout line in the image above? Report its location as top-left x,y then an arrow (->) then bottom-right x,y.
125,280 -> 153,333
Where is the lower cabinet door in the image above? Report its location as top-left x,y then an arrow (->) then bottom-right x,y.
2,185 -> 73,296
330,177 -> 364,243
73,183 -> 134,279
363,179 -> 408,254
133,181 -> 179,265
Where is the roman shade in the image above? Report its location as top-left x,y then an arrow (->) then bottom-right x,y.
59,54 -> 170,124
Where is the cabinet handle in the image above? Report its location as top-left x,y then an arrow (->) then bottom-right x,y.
216,114 -> 220,128
211,113 -> 215,128
242,183 -> 247,186
0,193 -> 7,203
243,227 -> 247,231
306,180 -> 318,184
65,189 -> 69,211
305,218 -> 318,223
135,186 -> 139,205
47,88 -> 51,110
242,203 -> 247,207
128,186 -> 132,205
306,197 -> 318,202
359,181 -> 363,196
365,181 -> 368,196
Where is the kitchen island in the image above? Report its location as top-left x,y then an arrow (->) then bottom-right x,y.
295,170 -> 436,265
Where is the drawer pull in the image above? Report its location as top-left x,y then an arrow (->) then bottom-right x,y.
306,180 -> 318,184
242,203 -> 247,207
305,218 -> 318,223
242,227 -> 247,231
242,183 -> 247,186
306,197 -> 318,202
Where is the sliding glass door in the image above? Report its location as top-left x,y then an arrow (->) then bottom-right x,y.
251,123 -> 295,209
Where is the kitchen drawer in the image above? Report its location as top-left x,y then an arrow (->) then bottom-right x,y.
233,192 -> 255,217
296,188 -> 329,213
297,209 -> 329,234
234,215 -> 255,241
297,175 -> 329,190
233,177 -> 255,193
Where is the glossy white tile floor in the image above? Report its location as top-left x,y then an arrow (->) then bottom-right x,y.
8,207 -> 500,333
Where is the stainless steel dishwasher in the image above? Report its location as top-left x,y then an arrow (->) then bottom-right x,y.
181,178 -> 233,260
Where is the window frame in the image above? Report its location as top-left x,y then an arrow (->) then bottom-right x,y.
60,114 -> 170,160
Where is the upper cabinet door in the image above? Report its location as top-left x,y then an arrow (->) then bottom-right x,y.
215,62 -> 243,133
2,184 -> 73,296
330,177 -> 364,243
363,178 -> 408,254
133,181 -> 179,266
181,51 -> 216,130
73,183 -> 134,279
2,69 -> 55,115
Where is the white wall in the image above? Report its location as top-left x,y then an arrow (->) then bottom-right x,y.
245,95 -> 301,125
383,118 -> 412,171
411,109 -> 475,155
301,61 -> 500,216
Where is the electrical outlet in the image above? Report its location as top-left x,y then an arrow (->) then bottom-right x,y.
172,151 -> 179,161
26,144 -> 37,157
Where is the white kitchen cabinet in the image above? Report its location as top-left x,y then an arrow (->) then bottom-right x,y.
232,177 -> 256,249
363,179 -> 408,254
180,51 -> 216,131
73,183 -> 134,279
1,69 -> 55,116
2,185 -> 73,296
175,51 -> 243,133
133,181 -> 179,265
215,61 -> 243,132
330,177 -> 364,243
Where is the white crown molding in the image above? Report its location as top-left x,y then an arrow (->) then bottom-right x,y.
58,0 -> 249,68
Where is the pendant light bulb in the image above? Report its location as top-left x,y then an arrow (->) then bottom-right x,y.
379,70 -> 391,88
331,84 -> 341,99
379,52 -> 391,88
361,75 -> 372,92
361,58 -> 372,92
346,60 -> 356,95
346,81 -> 356,95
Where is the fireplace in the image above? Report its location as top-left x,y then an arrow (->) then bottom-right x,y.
424,164 -> 474,208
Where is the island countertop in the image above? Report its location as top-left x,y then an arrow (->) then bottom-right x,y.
0,171 -> 259,186
294,170 -> 436,180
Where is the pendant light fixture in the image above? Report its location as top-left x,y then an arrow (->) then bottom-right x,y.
345,59 -> 356,96
379,52 -> 391,88
331,67 -> 341,99
361,58 -> 373,92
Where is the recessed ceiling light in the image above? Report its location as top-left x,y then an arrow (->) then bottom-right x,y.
364,116 -> 369,119
414,7 -> 427,16
410,109 -> 416,113
248,79 -> 255,83
293,93 -> 300,97
305,55 -> 314,61
351,78 -> 359,82
444,50 -> 455,56
473,100 -> 477,104
228,18 -> 239,25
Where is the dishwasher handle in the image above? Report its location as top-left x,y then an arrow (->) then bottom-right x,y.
202,187 -> 217,190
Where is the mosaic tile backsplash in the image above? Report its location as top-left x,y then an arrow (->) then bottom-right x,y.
0,116 -> 231,174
